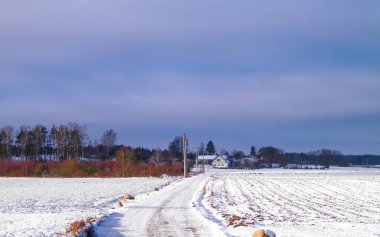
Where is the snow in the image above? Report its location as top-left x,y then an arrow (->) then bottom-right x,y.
94,175 -> 223,236
198,167 -> 380,237
0,177 -> 177,237
198,155 -> 219,160
1,167 -> 380,237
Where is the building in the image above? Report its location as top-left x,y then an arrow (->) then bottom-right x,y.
211,155 -> 230,169
197,155 -> 218,166
197,155 -> 230,168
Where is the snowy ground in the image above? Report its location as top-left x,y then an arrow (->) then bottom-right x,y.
199,167 -> 380,237
0,177 -> 177,237
1,168 -> 379,237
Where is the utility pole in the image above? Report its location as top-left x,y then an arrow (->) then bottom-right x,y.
121,146 -> 125,177
183,133 -> 187,178
195,145 -> 198,175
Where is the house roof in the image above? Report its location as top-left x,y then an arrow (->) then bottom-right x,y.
213,156 -> 230,164
198,155 -> 229,161
197,155 -> 218,160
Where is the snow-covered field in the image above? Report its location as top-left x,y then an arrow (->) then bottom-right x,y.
0,177 -> 177,237
199,167 -> 380,237
1,168 -> 379,237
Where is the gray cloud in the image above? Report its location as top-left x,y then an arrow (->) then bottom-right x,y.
1,0 -> 380,154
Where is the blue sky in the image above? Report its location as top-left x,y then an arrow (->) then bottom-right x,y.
1,1 -> 380,154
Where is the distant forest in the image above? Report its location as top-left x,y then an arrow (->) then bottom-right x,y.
1,124 -> 380,166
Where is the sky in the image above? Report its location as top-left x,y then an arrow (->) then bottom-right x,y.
1,1 -> 380,155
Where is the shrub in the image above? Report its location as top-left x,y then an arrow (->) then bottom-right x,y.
60,159 -> 78,177
35,164 -> 50,177
0,160 -> 184,177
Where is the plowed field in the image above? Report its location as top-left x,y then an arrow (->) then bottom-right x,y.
201,168 -> 380,237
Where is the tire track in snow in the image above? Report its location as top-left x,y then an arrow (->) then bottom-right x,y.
146,181 -> 200,237
96,175 -> 222,237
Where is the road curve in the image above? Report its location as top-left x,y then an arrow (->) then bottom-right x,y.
95,174 -> 223,237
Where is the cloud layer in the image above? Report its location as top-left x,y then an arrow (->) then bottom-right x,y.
1,1 -> 380,154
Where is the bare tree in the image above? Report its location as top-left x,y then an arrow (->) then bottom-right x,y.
49,125 -> 58,161
93,139 -> 101,159
57,125 -> 68,160
258,146 -> 284,167
79,125 -> 88,159
0,126 -> 13,159
168,136 -> 188,159
198,142 -> 205,155
100,129 -> 117,159
153,148 -> 162,163
67,122 -> 87,159
315,149 -> 337,168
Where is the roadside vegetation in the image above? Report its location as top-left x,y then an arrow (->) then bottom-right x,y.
0,160 -> 183,177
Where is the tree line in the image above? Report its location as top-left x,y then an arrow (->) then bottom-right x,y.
0,126 -> 212,163
2,125 -> 379,168
0,124 -> 117,161
192,141 -> 380,168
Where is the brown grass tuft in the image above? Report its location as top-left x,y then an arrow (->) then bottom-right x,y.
201,186 -> 207,195
65,216 -> 97,237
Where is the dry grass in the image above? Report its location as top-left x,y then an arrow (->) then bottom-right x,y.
252,229 -> 267,237
222,213 -> 256,228
123,193 -> 135,199
201,185 -> 207,195
65,216 -> 97,237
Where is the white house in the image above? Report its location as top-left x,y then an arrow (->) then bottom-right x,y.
211,155 -> 230,169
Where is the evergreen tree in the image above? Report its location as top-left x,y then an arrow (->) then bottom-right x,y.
206,140 -> 216,155
31,125 -> 48,162
250,146 -> 256,157
16,126 -> 30,160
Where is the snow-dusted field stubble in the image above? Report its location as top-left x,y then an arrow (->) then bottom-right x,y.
201,168 -> 380,237
0,177 -> 176,237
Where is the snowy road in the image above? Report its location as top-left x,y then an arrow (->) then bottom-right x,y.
95,174 -> 223,237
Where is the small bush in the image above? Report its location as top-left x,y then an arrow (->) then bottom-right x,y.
35,164 -> 50,177
81,166 -> 97,176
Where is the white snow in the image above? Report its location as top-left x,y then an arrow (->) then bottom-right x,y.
1,167 -> 380,237
0,177 -> 177,237
198,167 -> 380,237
